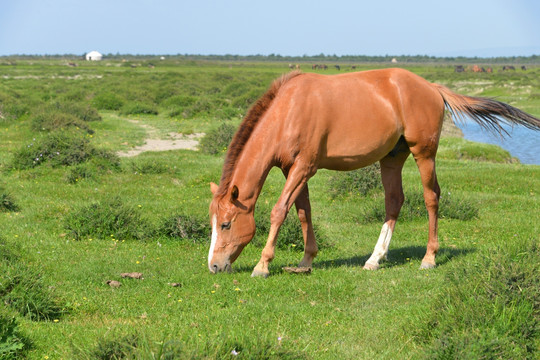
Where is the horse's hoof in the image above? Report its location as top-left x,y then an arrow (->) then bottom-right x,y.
363,262 -> 379,271
420,261 -> 436,270
251,269 -> 270,278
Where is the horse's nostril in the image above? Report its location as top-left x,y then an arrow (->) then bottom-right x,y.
212,264 -> 219,273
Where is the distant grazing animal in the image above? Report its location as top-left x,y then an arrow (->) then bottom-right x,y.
521,66 -> 527,71
208,69 -> 540,277
454,65 -> 464,73
334,65 -> 341,71
503,65 -> 516,71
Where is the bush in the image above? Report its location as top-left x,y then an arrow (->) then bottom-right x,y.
328,164 -> 382,198
64,197 -> 149,241
11,132 -> 118,170
120,102 -> 158,115
199,123 -> 237,155
159,214 -> 209,242
92,92 -> 125,111
360,190 -> 479,223
0,188 -> 19,212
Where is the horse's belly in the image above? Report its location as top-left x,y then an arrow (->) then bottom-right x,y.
319,132 -> 400,171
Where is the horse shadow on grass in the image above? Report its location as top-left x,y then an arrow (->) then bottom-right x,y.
232,246 -> 475,274
315,245 -> 475,270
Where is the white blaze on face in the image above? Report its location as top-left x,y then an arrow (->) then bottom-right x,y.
208,215 -> 218,269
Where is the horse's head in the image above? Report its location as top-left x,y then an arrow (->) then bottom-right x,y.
208,182 -> 255,273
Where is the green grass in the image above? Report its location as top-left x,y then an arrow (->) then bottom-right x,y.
0,59 -> 538,359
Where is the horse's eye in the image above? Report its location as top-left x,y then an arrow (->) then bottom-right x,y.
221,222 -> 231,230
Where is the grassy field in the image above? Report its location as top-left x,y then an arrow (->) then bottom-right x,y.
0,59 -> 539,359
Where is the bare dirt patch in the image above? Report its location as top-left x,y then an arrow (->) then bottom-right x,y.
117,119 -> 203,157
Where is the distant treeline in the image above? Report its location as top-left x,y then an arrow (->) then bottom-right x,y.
2,53 -> 540,64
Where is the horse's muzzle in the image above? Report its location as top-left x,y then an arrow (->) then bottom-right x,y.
208,262 -> 232,274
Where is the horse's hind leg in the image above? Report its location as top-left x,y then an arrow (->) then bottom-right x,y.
364,151 -> 409,270
414,156 -> 441,269
295,184 -> 318,268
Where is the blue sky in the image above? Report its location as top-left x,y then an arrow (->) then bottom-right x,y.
1,0 -> 539,57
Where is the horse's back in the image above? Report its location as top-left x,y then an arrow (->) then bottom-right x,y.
272,69 -> 444,170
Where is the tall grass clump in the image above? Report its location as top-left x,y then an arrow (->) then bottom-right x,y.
0,187 -> 19,212
88,334 -> 139,360
0,237 -> 66,322
199,123 -> 237,155
328,164 -> 382,198
415,241 -> 540,359
64,196 -> 149,241
0,307 -> 31,360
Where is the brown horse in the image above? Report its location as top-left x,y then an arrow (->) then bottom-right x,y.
208,68 -> 540,277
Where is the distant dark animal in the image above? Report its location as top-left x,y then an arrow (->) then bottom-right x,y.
454,65 -> 465,73
521,66 -> 527,71
503,66 -> 516,71
334,65 -> 341,71
351,66 -> 356,70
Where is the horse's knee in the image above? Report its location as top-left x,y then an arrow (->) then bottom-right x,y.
270,204 -> 288,225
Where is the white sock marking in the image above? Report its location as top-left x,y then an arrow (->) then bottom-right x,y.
365,222 -> 393,266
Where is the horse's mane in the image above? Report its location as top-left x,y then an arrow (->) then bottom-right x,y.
215,70 -> 303,198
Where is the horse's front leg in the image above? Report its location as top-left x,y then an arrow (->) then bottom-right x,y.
295,184 -> 317,268
252,162 -> 315,277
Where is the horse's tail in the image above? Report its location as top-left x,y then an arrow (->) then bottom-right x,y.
433,83 -> 540,134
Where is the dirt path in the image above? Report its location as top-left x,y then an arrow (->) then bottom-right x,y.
117,119 -> 204,157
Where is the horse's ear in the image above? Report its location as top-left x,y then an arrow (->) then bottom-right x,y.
210,182 -> 219,194
231,185 -> 239,202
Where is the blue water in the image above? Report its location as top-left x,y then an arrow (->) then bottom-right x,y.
456,120 -> 540,165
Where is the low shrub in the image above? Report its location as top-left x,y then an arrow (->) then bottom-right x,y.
128,159 -> 169,175
64,197 -> 149,241
65,155 -> 121,184
199,123 -> 237,155
159,214 -> 209,242
328,164 -> 382,198
31,111 -> 93,134
11,132 -> 118,170
92,92 -> 125,111
360,190 -> 479,223
120,102 -> 158,116
58,102 -> 101,122
438,137 -> 517,163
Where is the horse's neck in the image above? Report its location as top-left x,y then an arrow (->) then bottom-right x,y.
230,133 -> 276,208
